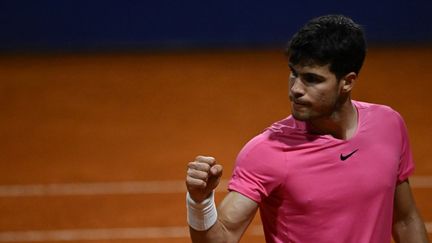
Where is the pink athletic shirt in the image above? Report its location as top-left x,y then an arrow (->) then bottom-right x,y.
228,101 -> 415,243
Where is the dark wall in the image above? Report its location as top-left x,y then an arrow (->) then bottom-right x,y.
1,0 -> 431,52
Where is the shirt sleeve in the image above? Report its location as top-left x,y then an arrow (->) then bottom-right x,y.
228,131 -> 286,203
395,112 -> 415,183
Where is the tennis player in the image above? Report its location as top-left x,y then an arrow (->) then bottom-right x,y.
185,15 -> 429,243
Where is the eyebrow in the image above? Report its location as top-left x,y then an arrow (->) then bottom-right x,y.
304,73 -> 326,82
288,63 -> 326,81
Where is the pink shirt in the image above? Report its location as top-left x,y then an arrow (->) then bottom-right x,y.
228,101 -> 414,243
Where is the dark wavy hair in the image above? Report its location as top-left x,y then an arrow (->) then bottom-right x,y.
286,15 -> 367,80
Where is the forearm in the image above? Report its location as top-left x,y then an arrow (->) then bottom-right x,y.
392,212 -> 430,243
186,191 -> 258,243
187,193 -> 232,243
189,219 -> 232,243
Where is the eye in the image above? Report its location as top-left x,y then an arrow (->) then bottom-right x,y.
303,74 -> 323,84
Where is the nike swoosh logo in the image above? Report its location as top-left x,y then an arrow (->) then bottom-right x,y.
340,149 -> 359,161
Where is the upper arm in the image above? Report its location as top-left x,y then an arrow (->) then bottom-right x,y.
392,180 -> 430,242
393,180 -> 417,222
217,191 -> 259,241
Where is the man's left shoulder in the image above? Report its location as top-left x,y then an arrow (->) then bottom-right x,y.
355,100 -> 401,118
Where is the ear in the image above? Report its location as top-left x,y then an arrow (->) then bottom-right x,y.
340,72 -> 357,93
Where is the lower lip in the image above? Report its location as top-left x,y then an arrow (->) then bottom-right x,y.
293,103 -> 307,110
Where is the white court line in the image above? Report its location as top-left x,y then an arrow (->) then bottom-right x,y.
0,177 -> 429,241
0,224 -> 430,242
0,227 -> 189,242
0,176 -> 431,197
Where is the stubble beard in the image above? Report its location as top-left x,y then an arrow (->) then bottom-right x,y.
291,98 -> 341,122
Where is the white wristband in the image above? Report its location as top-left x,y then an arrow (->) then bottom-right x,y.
186,191 -> 218,231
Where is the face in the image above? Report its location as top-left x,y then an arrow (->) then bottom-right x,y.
288,63 -> 345,121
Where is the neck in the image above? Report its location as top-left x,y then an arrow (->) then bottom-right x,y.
306,99 -> 358,140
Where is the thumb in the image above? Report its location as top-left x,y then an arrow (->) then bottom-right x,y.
210,164 -> 223,178
207,164 -> 223,190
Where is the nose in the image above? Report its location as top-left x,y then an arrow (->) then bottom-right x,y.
289,77 -> 305,98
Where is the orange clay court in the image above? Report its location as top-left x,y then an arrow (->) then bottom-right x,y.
0,47 -> 431,242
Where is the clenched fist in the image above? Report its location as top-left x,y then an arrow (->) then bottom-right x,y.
186,155 -> 223,203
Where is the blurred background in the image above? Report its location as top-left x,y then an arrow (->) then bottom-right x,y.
0,1 -> 431,242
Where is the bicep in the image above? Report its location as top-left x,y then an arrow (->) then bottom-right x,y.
217,191 -> 259,240
392,180 -> 430,242
393,180 -> 417,221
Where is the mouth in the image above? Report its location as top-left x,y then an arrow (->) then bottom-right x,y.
290,97 -> 309,106
292,102 -> 307,110
290,98 -> 309,111
293,100 -> 308,106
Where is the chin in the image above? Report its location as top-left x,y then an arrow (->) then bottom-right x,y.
292,112 -> 310,121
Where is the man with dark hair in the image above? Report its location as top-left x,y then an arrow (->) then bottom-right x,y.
287,15 -> 366,80
185,15 -> 429,243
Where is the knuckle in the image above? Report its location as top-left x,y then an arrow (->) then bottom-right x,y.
187,162 -> 199,171
187,169 -> 208,180
195,170 -> 209,180
187,161 -> 198,168
186,162 -> 195,170
189,161 -> 211,172
201,163 -> 211,171
195,155 -> 216,164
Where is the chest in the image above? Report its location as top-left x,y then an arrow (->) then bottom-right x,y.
278,133 -> 401,213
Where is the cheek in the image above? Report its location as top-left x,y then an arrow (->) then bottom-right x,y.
316,89 -> 339,107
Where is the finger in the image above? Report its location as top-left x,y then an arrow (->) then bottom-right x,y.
209,164 -> 223,178
187,168 -> 209,181
206,168 -> 222,190
186,177 -> 207,189
195,155 -> 217,166
188,161 -> 211,172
